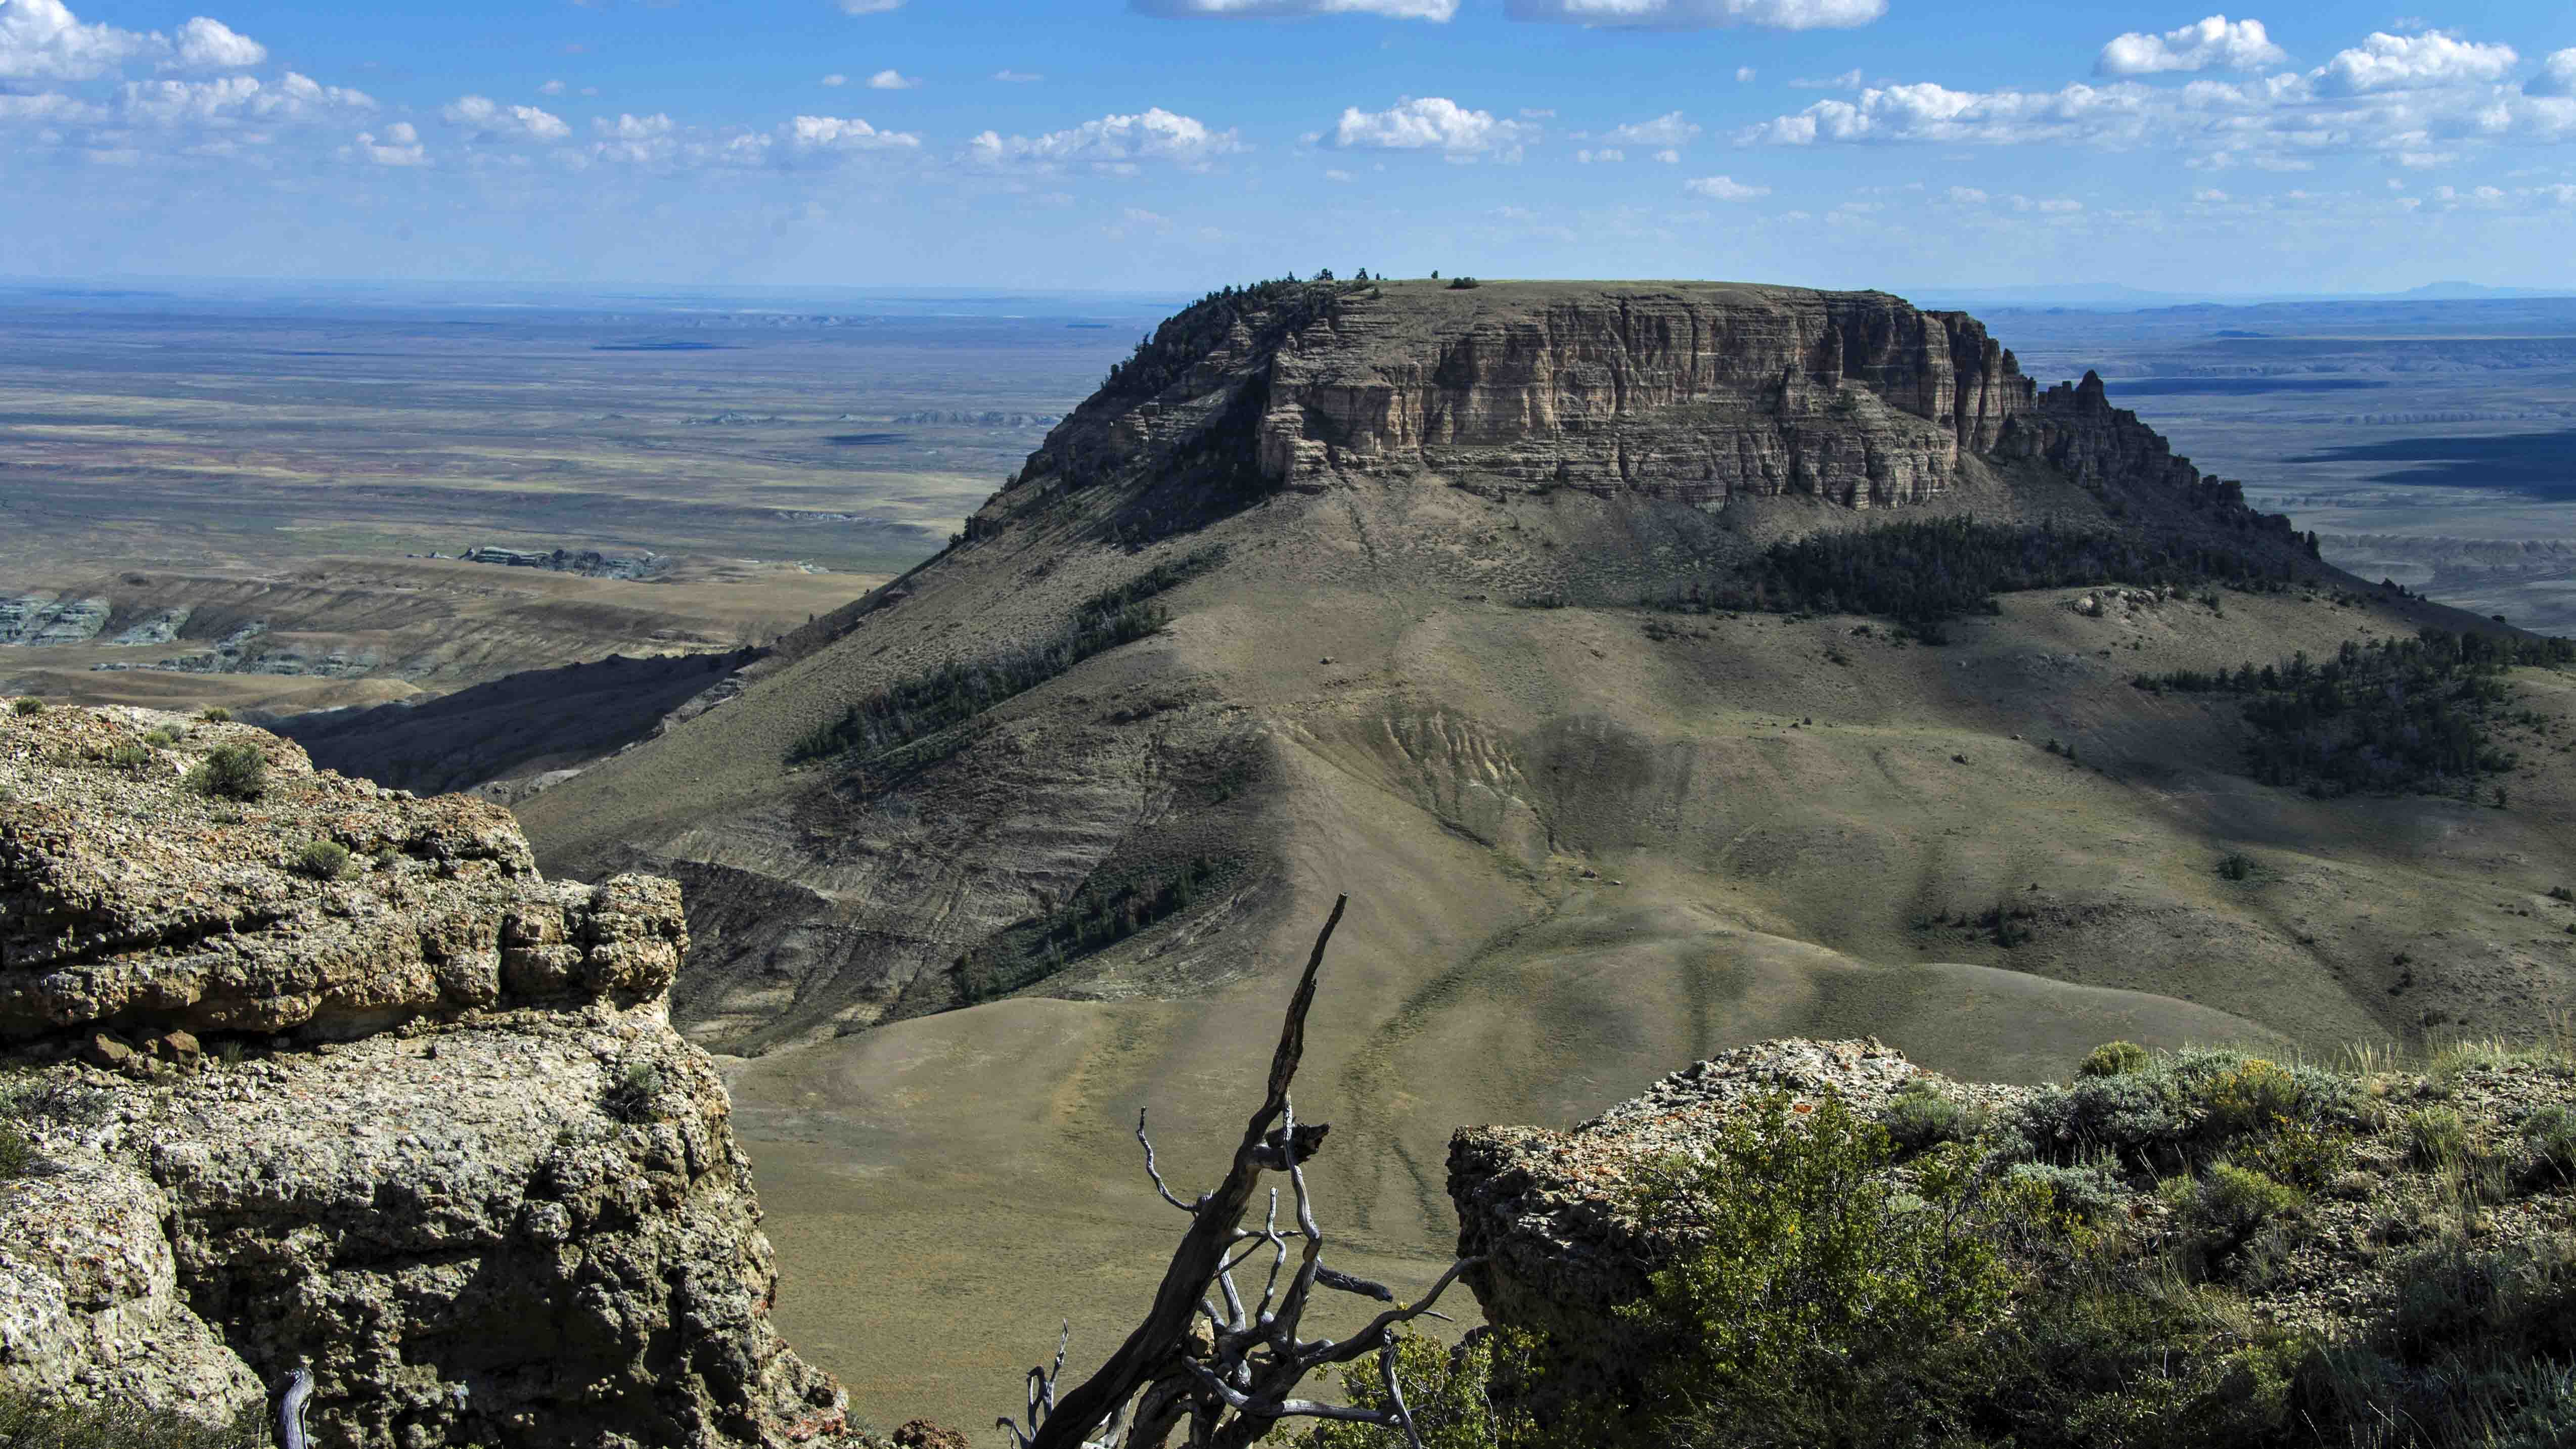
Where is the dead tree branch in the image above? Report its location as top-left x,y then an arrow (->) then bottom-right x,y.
1012,894 -> 1481,1449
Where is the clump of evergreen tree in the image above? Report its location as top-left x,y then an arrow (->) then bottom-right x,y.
2136,628 -> 2575,796
951,855 -> 1231,1003
785,550 -> 1227,766
1651,518 -> 2295,632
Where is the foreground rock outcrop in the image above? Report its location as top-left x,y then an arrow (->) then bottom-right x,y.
1449,1037 -> 2576,1416
1,704 -> 853,1447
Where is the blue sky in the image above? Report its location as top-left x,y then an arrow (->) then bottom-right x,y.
4,0 -> 2572,293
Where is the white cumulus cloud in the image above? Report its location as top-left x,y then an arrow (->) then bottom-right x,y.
1684,173 -> 1769,199
1,0 -> 156,79
867,68 -> 919,88
784,113 -> 921,150
2096,16 -> 2284,76
1735,22 -> 2574,171
2519,46 -> 2575,98
1504,0 -> 1883,30
351,120 -> 424,166
1604,109 -> 1698,145
442,94 -> 570,142
970,107 -> 1240,169
1329,96 -> 1534,153
1575,147 -> 1624,162
170,16 -> 263,69
119,71 -> 370,126
1,2 -> 269,80
2313,31 -> 2517,95
1130,0 -> 1458,18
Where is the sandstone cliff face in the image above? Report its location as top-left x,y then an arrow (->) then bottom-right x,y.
985,281 -> 2229,523
0,706 -> 853,1448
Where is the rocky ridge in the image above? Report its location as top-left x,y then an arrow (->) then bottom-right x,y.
1449,1037 -> 2576,1401
1,704 -> 858,1448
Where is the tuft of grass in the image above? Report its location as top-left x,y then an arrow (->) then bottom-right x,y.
2405,1107 -> 2472,1171
186,741 -> 267,802
294,840 -> 352,882
603,1058 -> 667,1122
2217,851 -> 2257,882
197,706 -> 230,722
2522,1105 -> 2576,1188
106,742 -> 152,770
10,696 -> 44,715
0,1119 -> 33,1180
0,1386 -> 268,1448
143,725 -> 183,746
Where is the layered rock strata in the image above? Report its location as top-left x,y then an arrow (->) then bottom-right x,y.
0,705 -> 853,1448
983,282 -> 2241,522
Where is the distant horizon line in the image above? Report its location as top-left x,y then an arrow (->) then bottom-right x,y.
5,271 -> 2573,312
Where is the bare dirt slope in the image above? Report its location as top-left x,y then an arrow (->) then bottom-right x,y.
514,280 -> 2576,1429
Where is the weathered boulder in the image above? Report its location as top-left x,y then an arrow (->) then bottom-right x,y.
2,707 -> 683,1041
1,708 -> 856,1448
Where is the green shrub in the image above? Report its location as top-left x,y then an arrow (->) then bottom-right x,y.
2181,1163 -> 2304,1249
2234,1117 -> 2354,1193
1882,1079 -> 1981,1153
2017,1050 -> 2356,1169
294,840 -> 352,882
1611,1095 -> 2022,1443
198,706 -> 230,722
106,742 -> 152,769
2198,1058 -> 2308,1138
2004,1161 -> 2123,1222
10,696 -> 44,715
186,742 -> 267,802
2217,851 -> 2256,881
143,726 -> 183,746
1306,1330 -> 1545,1449
2015,1070 -> 2194,1163
2080,1040 -> 2151,1078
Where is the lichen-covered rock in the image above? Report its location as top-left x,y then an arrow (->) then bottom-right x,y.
1,710 -> 858,1448
1,706 -> 683,1040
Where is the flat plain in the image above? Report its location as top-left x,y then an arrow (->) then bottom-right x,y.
0,280 -> 1166,711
